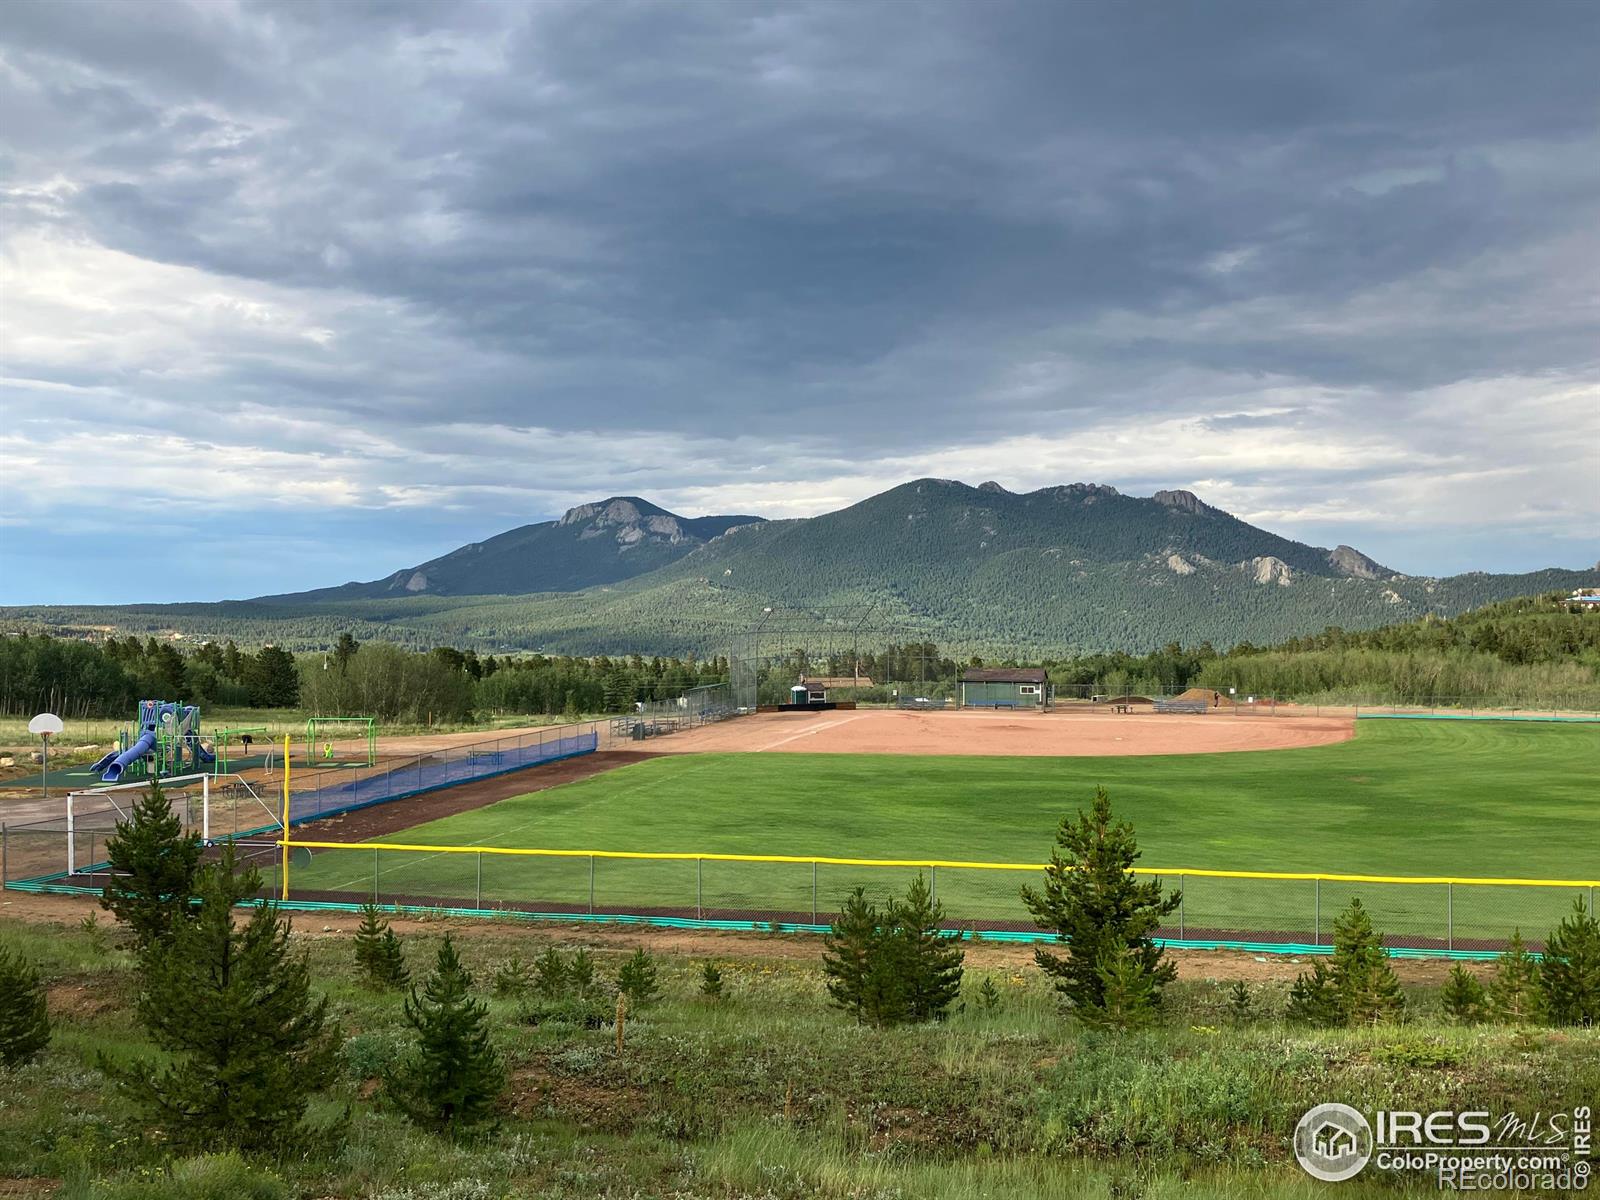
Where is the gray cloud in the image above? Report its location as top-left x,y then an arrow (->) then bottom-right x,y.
1,0 -> 1597,601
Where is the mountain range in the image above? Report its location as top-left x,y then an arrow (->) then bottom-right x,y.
6,480 -> 1596,655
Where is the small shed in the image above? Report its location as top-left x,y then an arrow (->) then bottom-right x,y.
959,667 -> 1048,709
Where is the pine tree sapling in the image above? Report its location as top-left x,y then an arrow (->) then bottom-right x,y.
100,781 -> 202,952
0,942 -> 51,1066
617,948 -> 660,1006
1079,949 -> 1158,1030
1332,899 -> 1405,1024
354,904 -> 408,990
1490,931 -> 1542,1024
1227,981 -> 1253,1023
822,888 -> 877,1021
700,961 -> 724,1000
889,874 -> 964,1022
975,976 -> 1001,1012
1287,960 -> 1345,1026
114,846 -> 339,1153
1020,788 -> 1181,1019
1540,898 -> 1600,1026
1441,964 -> 1489,1024
533,946 -> 569,998
568,949 -> 599,999
390,935 -> 507,1137
492,957 -> 535,998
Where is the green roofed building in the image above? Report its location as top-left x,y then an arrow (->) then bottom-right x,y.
959,667 -> 1049,710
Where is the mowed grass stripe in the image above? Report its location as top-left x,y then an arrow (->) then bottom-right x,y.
297,720 -> 1597,878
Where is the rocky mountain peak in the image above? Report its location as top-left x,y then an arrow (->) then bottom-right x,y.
1153,489 -> 1212,515
1327,544 -> 1391,580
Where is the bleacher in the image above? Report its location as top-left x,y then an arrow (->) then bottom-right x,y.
1153,699 -> 1209,714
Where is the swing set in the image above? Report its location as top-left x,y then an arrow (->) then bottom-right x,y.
303,716 -> 377,768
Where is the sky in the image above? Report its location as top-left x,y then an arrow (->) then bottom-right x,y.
2,0 -> 1597,604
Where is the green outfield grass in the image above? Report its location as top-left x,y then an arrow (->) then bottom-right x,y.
290,720 -> 1599,942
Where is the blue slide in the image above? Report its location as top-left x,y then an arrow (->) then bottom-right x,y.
90,727 -> 158,784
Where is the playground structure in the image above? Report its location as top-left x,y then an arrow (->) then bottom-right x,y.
304,716 -> 377,768
211,725 -> 270,775
88,700 -> 214,784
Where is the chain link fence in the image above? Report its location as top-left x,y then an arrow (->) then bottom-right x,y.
256,845 -> 1596,956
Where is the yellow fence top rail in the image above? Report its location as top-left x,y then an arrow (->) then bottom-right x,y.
280,839 -> 1600,890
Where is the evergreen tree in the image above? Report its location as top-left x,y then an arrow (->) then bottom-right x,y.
568,949 -> 599,999
114,846 -> 339,1153
389,936 -> 506,1137
1441,964 -> 1488,1024
1287,960 -> 1346,1026
492,957 -> 534,998
1078,950 -> 1159,1030
1020,788 -> 1181,1018
100,781 -> 202,953
1331,898 -> 1405,1024
353,904 -> 408,990
1539,898 -> 1600,1026
885,874 -> 964,1022
974,976 -> 1001,1012
617,948 -> 660,1006
533,946 -> 568,998
1489,931 -> 1542,1024
1227,980 -> 1253,1023
333,633 -> 360,674
248,645 -> 300,708
700,961 -> 724,1000
0,942 -> 50,1066
822,887 -> 880,1021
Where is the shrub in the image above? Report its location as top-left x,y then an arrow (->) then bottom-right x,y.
0,941 -> 50,1066
1079,951 -> 1158,1030
80,1152 -> 285,1200
1287,960 -> 1345,1026
700,961 -> 724,1000
111,846 -> 340,1153
1020,787 -> 1180,1021
354,904 -> 408,990
388,935 -> 506,1137
1226,981 -> 1253,1023
974,976 -> 1001,1012
1540,898 -> 1600,1026
100,781 -> 202,953
568,948 -> 600,999
1289,899 -> 1403,1026
617,948 -> 660,1006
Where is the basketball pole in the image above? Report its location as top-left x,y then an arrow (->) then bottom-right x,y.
280,734 -> 291,901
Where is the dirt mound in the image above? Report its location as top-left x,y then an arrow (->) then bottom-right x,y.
1174,687 -> 1224,708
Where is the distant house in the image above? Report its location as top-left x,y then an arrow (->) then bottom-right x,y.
960,667 -> 1048,709
796,675 -> 873,703
1567,591 -> 1600,607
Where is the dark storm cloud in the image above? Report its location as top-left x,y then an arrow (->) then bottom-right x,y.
1,0 -> 1597,601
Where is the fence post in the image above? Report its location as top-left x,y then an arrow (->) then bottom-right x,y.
697,858 -> 703,921
1447,882 -> 1453,951
2,822 -> 7,890
811,861 -> 817,925
930,865 -> 937,908
476,852 -> 483,910
588,855 -> 595,914
1178,874 -> 1185,940
1314,878 -> 1320,946
373,846 -> 380,902
202,774 -> 210,844
66,793 -> 75,876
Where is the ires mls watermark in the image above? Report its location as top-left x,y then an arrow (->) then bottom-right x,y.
1295,1103 -> 1592,1191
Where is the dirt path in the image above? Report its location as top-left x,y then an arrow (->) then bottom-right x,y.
632,707 -> 1355,757
0,888 -> 1470,986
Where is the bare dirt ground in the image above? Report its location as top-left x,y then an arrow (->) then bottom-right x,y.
631,707 -> 1354,757
0,889 -> 1472,986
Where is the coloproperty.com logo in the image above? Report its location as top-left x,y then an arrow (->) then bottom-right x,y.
1295,1103 -> 1592,1191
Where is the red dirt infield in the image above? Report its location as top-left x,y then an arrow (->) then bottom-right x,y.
616,706 -> 1354,757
